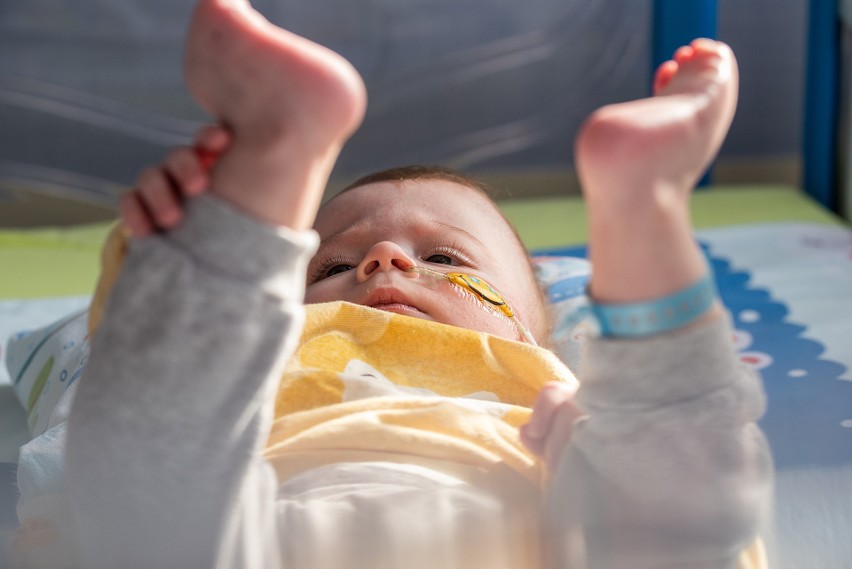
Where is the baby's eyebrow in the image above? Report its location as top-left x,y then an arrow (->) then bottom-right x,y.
432,221 -> 485,249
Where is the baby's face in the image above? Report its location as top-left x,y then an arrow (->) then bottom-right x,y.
306,180 -> 544,343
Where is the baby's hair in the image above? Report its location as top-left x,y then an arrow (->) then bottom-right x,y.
332,165 -> 553,344
339,164 -> 498,198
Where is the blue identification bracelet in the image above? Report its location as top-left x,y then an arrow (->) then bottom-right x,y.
588,273 -> 718,338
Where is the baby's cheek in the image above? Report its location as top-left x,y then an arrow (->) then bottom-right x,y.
439,294 -> 521,341
304,280 -> 350,305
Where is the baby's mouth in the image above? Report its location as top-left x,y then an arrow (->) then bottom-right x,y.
370,302 -> 423,315
364,288 -> 427,316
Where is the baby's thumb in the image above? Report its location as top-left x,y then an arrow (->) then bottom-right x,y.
521,382 -> 576,456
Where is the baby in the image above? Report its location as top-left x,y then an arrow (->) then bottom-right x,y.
58,0 -> 771,568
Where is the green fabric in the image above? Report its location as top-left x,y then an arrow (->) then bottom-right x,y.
0,222 -> 114,298
499,185 -> 846,250
0,185 -> 845,299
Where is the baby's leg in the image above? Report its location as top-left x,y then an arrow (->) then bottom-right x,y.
543,41 -> 771,567
183,0 -> 366,229
577,39 -> 737,308
66,4 -> 367,567
526,39 -> 738,484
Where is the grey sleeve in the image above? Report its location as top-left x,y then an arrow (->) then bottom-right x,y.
546,315 -> 773,569
65,195 -> 318,569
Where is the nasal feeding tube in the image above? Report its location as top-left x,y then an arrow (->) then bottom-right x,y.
404,265 -> 538,346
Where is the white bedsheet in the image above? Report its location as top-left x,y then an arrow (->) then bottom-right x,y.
0,297 -> 91,387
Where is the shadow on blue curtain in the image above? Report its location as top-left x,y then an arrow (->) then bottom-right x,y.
652,0 -> 718,187
803,0 -> 840,212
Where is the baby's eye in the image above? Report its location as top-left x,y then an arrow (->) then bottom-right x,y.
425,254 -> 454,265
326,264 -> 354,277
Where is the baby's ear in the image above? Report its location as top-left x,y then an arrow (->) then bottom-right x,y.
87,222 -> 130,337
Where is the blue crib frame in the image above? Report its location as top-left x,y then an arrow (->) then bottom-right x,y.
653,0 -> 840,212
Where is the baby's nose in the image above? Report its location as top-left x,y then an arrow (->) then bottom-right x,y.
357,241 -> 417,281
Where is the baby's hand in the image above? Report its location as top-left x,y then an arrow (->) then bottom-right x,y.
120,125 -> 232,237
520,382 -> 583,471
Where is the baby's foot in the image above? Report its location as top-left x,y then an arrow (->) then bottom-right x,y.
575,39 -> 738,210
183,0 -> 367,228
576,40 -> 738,304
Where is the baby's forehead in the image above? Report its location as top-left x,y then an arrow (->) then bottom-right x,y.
318,180 -> 531,262
318,179 -> 509,232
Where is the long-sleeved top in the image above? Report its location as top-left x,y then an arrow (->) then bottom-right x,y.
63,195 -> 772,569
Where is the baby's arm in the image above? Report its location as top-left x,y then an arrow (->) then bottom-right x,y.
552,316 -> 771,568
66,183 -> 318,568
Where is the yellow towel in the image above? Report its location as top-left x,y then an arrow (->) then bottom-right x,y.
264,301 -> 576,486
87,223 -> 127,337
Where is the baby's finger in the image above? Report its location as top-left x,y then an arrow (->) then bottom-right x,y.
543,399 -> 583,471
194,147 -> 220,173
164,147 -> 208,196
119,191 -> 155,238
524,382 -> 575,439
136,166 -> 183,229
519,422 -> 545,457
194,124 -> 232,159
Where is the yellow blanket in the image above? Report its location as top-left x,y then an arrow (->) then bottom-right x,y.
264,301 -> 576,485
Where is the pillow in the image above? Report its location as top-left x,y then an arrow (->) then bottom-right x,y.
531,255 -> 592,371
6,308 -> 90,438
